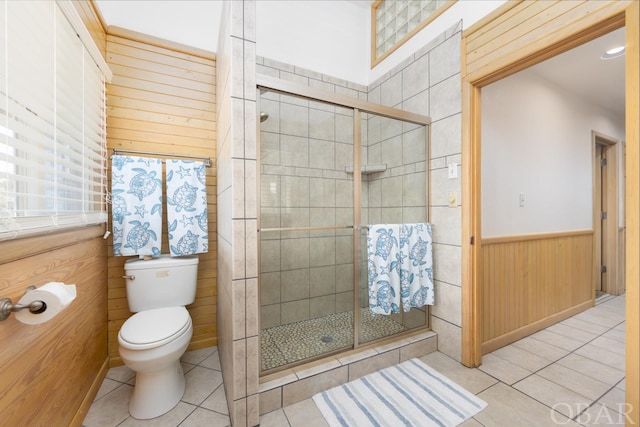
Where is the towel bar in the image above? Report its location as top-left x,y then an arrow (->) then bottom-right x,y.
258,225 -> 371,232
112,148 -> 212,167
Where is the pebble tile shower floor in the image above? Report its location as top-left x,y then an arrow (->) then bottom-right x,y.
261,308 -> 409,371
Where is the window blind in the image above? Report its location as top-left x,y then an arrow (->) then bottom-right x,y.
0,0 -> 109,240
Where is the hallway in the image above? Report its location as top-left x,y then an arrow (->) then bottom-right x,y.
84,295 -> 626,426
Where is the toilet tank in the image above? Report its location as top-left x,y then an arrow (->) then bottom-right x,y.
124,254 -> 199,312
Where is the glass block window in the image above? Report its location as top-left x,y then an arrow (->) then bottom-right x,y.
372,0 -> 455,67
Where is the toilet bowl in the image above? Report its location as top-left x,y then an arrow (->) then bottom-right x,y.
118,306 -> 193,419
118,255 -> 199,419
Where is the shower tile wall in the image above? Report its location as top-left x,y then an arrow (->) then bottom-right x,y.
258,58 -> 367,329
367,21 -> 464,360
216,1 -> 260,425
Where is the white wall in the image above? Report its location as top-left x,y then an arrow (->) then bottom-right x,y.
481,70 -> 625,238
95,0 -> 221,52
95,1 -> 504,86
256,0 -> 370,84
255,1 -> 505,86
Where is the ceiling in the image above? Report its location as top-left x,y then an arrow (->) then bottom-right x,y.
94,3 -> 626,117
528,27 -> 626,117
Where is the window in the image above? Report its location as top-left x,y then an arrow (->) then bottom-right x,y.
372,0 -> 456,67
0,0 -> 111,240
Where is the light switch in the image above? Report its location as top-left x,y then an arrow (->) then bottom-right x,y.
448,192 -> 457,208
519,192 -> 525,207
448,163 -> 458,179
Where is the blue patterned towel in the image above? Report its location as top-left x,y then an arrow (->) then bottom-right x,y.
111,155 -> 163,256
400,223 -> 434,310
166,160 -> 208,256
367,223 -> 434,315
367,224 -> 402,315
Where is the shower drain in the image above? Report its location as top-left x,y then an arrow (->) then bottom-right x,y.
320,336 -> 333,343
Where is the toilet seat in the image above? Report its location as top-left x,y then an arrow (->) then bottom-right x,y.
119,307 -> 191,350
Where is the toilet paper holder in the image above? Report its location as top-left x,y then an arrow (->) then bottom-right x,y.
0,286 -> 47,321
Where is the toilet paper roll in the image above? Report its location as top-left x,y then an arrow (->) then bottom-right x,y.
15,282 -> 77,325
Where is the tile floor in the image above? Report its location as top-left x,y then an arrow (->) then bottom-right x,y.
83,346 -> 229,426
84,294 -> 627,426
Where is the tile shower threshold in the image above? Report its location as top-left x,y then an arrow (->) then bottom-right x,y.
258,329 -> 437,392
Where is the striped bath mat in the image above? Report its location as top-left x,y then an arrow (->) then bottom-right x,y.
313,358 -> 487,427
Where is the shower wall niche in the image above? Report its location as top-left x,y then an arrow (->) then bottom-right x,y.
257,63 -> 430,372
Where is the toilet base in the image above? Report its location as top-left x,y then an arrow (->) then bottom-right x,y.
129,360 -> 185,419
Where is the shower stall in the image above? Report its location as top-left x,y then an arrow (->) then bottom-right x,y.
257,76 -> 431,373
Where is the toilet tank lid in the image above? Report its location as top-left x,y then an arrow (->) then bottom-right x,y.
125,254 -> 199,270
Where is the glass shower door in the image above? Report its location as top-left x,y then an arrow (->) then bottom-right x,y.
358,113 -> 429,345
259,89 -> 355,372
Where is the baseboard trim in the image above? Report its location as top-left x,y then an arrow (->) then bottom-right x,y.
69,357 -> 109,427
481,299 -> 594,355
188,337 -> 218,352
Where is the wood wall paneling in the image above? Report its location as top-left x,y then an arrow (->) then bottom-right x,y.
0,230 -> 108,426
0,3 -> 110,425
105,33 -> 217,366
480,232 -> 594,353
464,1 -> 631,85
625,1 -> 639,422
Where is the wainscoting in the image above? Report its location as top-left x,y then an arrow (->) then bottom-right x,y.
0,227 -> 108,426
481,230 -> 594,353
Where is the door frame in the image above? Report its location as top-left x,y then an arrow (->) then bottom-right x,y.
461,1 -> 639,423
593,131 -> 621,296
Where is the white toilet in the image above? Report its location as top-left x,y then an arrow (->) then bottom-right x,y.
118,254 -> 199,419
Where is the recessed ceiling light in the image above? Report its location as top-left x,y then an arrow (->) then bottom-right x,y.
601,46 -> 625,59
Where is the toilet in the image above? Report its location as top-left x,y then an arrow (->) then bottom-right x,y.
118,254 -> 199,419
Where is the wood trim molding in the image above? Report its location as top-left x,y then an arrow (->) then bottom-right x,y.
592,131 -> 621,296
107,26 -> 216,61
88,0 -> 108,33
625,1 -> 640,423
370,0 -> 383,70
461,79 -> 482,367
371,0 -> 456,68
58,0 -> 113,81
0,224 -> 104,265
463,2 -> 628,87
481,229 -> 593,246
